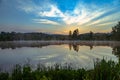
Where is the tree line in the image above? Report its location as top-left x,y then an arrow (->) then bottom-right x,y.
69,29 -> 110,40
0,21 -> 120,41
0,32 -> 68,41
69,21 -> 120,41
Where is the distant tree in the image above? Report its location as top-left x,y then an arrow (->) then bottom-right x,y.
0,32 -> 16,41
72,29 -> 79,40
111,21 -> 120,41
69,30 -> 72,40
89,31 -> 93,40
0,32 -> 69,41
0,32 -> 9,41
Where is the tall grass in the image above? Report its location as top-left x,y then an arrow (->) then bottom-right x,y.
0,59 -> 120,80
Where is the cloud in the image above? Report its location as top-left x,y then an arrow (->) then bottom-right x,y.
62,2 -> 120,26
18,0 -> 65,25
38,5 -> 64,17
86,11 -> 120,27
33,19 -> 60,25
18,0 -> 120,28
18,0 -> 64,17
18,0 -> 40,13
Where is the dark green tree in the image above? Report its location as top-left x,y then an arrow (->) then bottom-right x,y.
111,21 -> 120,41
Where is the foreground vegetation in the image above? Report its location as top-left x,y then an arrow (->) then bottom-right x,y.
0,59 -> 120,80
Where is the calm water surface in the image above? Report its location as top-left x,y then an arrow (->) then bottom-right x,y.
0,41 -> 120,71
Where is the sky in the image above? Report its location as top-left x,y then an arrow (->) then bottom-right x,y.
0,0 -> 120,34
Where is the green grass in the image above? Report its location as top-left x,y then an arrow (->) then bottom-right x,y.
0,59 -> 120,80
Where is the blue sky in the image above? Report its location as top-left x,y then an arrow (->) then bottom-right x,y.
0,0 -> 120,34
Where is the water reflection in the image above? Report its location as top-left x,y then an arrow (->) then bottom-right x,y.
0,41 -> 120,71
69,43 -> 93,52
112,46 -> 120,61
0,42 -> 49,49
1,41 -> 120,59
69,43 -> 79,52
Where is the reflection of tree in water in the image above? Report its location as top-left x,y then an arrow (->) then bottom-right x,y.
0,43 -> 49,49
112,46 -> 120,64
69,43 -> 93,52
90,45 -> 93,50
69,43 -> 79,52
69,43 -> 72,50
112,46 -> 120,61
72,44 -> 79,52
0,42 -> 97,51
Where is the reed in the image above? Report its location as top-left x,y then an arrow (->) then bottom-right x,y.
0,59 -> 120,80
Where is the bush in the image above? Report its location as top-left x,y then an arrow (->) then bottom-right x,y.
0,59 -> 120,80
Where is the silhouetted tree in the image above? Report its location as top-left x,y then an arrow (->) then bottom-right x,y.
111,21 -> 120,41
1,32 -> 17,41
89,31 -> 93,40
69,30 -> 72,40
72,29 -> 79,40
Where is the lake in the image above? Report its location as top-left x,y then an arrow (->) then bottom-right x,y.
0,41 -> 120,72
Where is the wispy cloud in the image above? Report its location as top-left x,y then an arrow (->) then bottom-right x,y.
18,0 -> 63,17
18,0 -> 120,25
38,5 -> 64,17
18,0 -> 34,12
86,11 -> 120,27
17,0 -> 120,33
33,19 -> 60,25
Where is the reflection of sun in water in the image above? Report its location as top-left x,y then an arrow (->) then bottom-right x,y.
63,45 -> 69,49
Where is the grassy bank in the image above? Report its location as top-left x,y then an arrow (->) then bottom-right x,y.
0,59 -> 120,80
